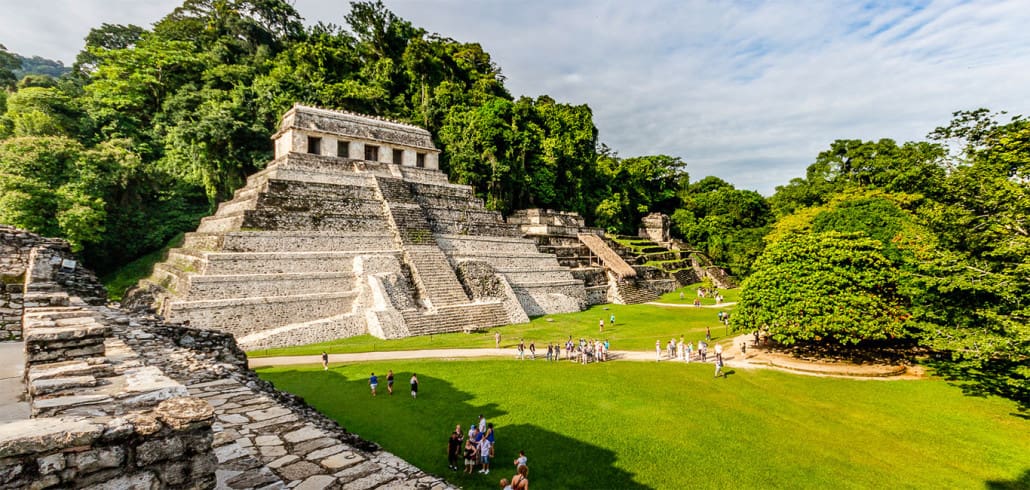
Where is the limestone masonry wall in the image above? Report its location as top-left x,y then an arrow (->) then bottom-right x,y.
0,226 -> 455,489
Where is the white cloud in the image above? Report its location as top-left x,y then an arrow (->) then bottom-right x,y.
3,0 -> 1029,194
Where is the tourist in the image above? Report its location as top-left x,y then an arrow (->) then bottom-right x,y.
677,338 -> 684,361
511,464 -> 529,489
546,343 -> 553,361
479,414 -> 488,434
321,351 -> 328,371
706,327 -> 712,342
610,313 -> 615,326
495,331 -> 501,349
741,342 -> 747,356
387,369 -> 395,396
410,373 -> 419,399
514,450 -> 527,469
529,341 -> 536,360
478,433 -> 493,474
448,427 -> 462,470
517,339 -> 526,360
714,343 -> 723,358
699,341 -> 707,362
714,356 -> 724,378
599,318 -> 605,333
464,438 -> 478,474
469,425 -> 480,443
679,291 -> 685,300
369,372 -> 378,396
655,340 -> 662,362
667,338 -> 676,359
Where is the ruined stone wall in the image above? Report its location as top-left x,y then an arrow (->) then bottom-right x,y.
0,225 -> 106,340
0,399 -> 216,489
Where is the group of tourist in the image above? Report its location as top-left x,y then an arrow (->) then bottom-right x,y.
446,414 -> 529,488
514,336 -> 612,364
655,337 -> 727,376
367,369 -> 419,398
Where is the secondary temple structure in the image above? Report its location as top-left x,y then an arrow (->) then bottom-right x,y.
132,105 -> 587,349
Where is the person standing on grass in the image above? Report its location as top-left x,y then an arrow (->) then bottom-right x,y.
479,414 -> 488,434
386,369 -> 395,395
464,438 -> 478,474
321,351 -> 328,371
610,313 -> 615,326
448,427 -> 462,470
495,331 -> 501,349
478,434 -> 493,474
599,318 -> 605,333
511,464 -> 529,489
706,326 -> 712,342
714,356 -> 724,378
514,450 -> 527,469
410,373 -> 419,399
369,373 -> 378,396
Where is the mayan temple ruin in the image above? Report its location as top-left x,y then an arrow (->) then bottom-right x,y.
129,105 -> 589,350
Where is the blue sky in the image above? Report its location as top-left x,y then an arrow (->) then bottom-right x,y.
2,0 -> 1028,194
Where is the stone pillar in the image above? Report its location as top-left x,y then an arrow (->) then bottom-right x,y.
638,212 -> 670,245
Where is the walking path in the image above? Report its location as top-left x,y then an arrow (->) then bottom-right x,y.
249,335 -> 918,380
646,301 -> 737,308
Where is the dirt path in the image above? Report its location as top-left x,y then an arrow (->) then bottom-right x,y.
249,337 -> 922,380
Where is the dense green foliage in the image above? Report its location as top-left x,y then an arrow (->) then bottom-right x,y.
1,0 -> 752,274
743,109 -> 1029,407
258,360 -> 1030,489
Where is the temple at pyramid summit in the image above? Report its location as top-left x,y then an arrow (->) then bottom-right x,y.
130,104 -> 725,349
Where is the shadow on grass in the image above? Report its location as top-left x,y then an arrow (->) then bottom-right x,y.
257,367 -> 650,490
922,357 -> 1030,413
985,468 -> 1030,489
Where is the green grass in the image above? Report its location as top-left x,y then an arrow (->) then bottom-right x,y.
258,360 -> 1030,489
100,233 -> 184,301
247,286 -> 738,358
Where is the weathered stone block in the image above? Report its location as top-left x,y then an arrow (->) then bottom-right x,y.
136,437 -> 184,466
70,446 -> 125,473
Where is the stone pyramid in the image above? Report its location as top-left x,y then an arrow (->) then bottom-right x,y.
133,104 -> 586,349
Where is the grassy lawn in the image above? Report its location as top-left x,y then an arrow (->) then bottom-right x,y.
100,232 -> 184,301
257,359 -> 1030,489
248,286 -> 739,358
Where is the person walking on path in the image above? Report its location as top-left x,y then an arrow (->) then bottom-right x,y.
517,339 -> 526,360
410,373 -> 419,399
448,427 -> 462,470
529,342 -> 536,360
369,372 -> 378,396
714,343 -> 723,359
655,340 -> 662,362
387,369 -> 395,395
321,351 -> 328,371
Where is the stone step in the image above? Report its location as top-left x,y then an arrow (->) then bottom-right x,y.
164,291 -> 359,338
197,212 -> 245,233
401,302 -> 509,335
216,194 -> 259,216
255,192 -> 386,217
242,209 -> 390,232
237,313 -> 367,351
497,269 -> 578,283
182,272 -> 357,300
265,178 -> 379,201
184,231 -> 397,253
427,219 -> 523,237
169,249 -> 400,275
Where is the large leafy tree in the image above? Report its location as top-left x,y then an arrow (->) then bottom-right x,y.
735,231 -> 908,345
